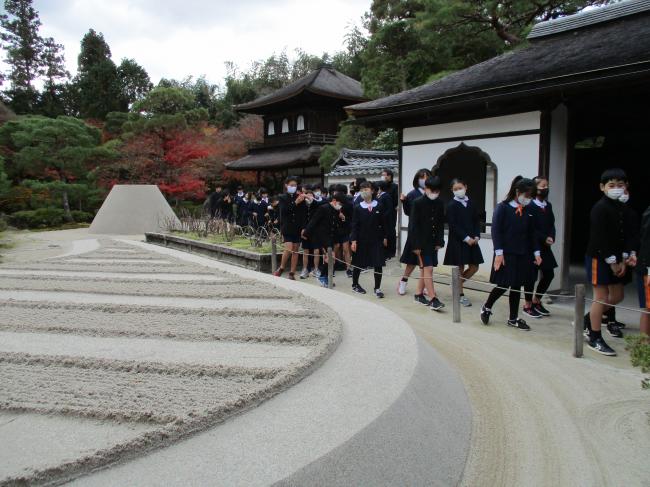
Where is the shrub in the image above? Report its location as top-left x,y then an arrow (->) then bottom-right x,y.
9,208 -> 66,229
0,216 -> 7,232
70,210 -> 94,223
625,334 -> 650,389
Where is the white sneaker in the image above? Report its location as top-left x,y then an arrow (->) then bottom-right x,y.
299,269 -> 310,279
311,268 -> 322,278
397,280 -> 407,295
459,295 -> 472,307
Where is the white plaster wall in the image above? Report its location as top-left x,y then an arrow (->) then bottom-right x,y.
403,112 -> 541,143
399,112 -> 541,280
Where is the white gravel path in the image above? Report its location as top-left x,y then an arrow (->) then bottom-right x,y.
0,234 -> 342,486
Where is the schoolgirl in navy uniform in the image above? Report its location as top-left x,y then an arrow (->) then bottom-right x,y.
351,182 -> 389,298
397,168 -> 432,297
377,180 -> 396,260
299,186 -> 325,279
522,176 -> 558,318
381,168 -> 399,258
480,176 -> 541,330
443,178 -> 483,307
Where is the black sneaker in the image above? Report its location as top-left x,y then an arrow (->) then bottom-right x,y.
534,303 -> 550,316
522,306 -> 542,319
374,288 -> 384,299
606,319 -> 626,329
480,305 -> 492,325
414,294 -> 429,306
346,269 -> 353,278
507,318 -> 530,331
587,337 -> 617,356
583,313 -> 592,338
352,284 -> 366,294
429,296 -> 445,311
606,322 -> 624,338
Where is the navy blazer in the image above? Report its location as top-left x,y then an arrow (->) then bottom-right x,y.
491,201 -> 539,256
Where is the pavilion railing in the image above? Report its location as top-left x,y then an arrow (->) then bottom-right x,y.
248,132 -> 337,150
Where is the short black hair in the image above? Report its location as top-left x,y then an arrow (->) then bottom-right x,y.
334,183 -> 348,194
259,187 -> 268,194
425,176 -> 441,191
285,175 -> 300,184
600,168 -> 627,184
378,180 -> 392,192
359,181 -> 372,190
382,168 -> 394,178
331,191 -> 345,202
450,177 -> 467,188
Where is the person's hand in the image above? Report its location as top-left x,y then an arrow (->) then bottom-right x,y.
546,237 -> 554,245
435,246 -> 441,251
252,212 -> 257,217
626,254 -> 637,267
610,262 -> 625,277
351,241 -> 357,252
400,193 -> 406,202
494,254 -> 505,271
301,229 -> 306,240
383,238 -> 388,247
339,213 -> 345,221
296,193 -> 305,204
535,255 -> 542,266
413,248 -> 421,255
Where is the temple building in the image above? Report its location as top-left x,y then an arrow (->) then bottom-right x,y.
345,0 -> 650,291
325,148 -> 399,189
225,65 -> 367,185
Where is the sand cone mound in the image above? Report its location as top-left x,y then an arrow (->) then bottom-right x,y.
89,185 -> 180,235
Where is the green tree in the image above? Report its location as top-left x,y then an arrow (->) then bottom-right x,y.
116,58 -> 152,110
73,29 -> 121,119
0,0 -> 43,113
36,36 -> 69,117
0,115 -> 117,221
318,124 -> 377,172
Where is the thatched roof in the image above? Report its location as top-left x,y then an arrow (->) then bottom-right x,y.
225,145 -> 322,171
346,1 -> 650,121
327,149 -> 398,178
236,66 -> 366,114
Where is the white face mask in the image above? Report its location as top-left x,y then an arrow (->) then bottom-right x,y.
382,175 -> 389,182
618,192 -> 629,203
605,187 -> 624,200
418,178 -> 426,189
314,191 -> 321,198
333,203 -> 342,211
453,189 -> 466,198
426,191 -> 439,200
237,191 -> 244,197
305,196 -> 313,204
287,185 -> 297,194
517,195 -> 532,206
361,190 -> 372,201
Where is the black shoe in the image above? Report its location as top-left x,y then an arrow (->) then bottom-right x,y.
606,322 -> 624,338
522,306 -> 542,319
429,297 -> 445,311
587,337 -> 617,356
414,294 -> 429,306
480,305 -> 492,325
507,318 -> 530,331
606,319 -> 626,329
346,269 -> 353,278
534,303 -> 550,316
374,288 -> 384,299
352,284 -> 366,294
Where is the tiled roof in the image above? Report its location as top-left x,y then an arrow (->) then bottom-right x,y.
326,148 -> 398,177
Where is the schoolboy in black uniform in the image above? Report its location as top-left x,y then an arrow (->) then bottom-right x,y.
274,176 -> 307,280
302,192 -> 346,288
398,168 -> 432,297
583,168 -> 629,356
299,186 -> 325,279
408,176 -> 446,311
381,168 -> 399,258
377,180 -> 396,259
480,176 -> 541,331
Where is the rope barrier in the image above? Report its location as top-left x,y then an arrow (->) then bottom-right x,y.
274,245 -> 649,316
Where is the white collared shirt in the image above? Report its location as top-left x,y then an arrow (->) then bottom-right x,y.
360,200 -> 378,209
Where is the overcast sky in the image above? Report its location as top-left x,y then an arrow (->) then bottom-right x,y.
31,0 -> 370,87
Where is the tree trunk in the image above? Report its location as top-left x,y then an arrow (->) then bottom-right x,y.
62,190 -> 73,222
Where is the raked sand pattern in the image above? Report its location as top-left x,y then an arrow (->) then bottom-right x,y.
0,239 -> 342,486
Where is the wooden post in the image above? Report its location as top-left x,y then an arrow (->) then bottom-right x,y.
573,284 -> 585,358
451,266 -> 461,323
327,247 -> 334,289
271,237 -> 277,274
